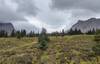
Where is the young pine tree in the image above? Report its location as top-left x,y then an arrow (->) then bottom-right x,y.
11,30 -> 16,37
0,30 -> 7,37
28,31 -> 35,37
38,28 -> 49,50
92,29 -> 100,63
16,31 -> 21,39
61,29 -> 65,37
21,29 -> 26,37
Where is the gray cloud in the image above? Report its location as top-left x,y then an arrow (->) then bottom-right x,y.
13,0 -> 38,16
35,0 -> 71,30
0,8 -> 25,22
0,0 -> 39,32
51,0 -> 100,30
0,0 -> 38,22
71,9 -> 99,19
0,0 -> 100,32
37,10 -> 69,28
52,0 -> 100,13
0,0 -> 26,22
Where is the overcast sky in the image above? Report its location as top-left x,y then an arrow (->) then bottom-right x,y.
0,0 -> 100,32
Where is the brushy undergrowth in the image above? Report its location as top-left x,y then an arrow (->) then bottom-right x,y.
0,35 -> 100,64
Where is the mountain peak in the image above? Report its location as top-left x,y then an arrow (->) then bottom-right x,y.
0,23 -> 15,35
71,18 -> 100,33
87,18 -> 97,21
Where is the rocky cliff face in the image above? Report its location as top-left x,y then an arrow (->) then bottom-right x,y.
0,23 -> 15,35
71,18 -> 100,33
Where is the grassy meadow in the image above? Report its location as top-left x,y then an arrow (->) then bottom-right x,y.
0,35 -> 100,64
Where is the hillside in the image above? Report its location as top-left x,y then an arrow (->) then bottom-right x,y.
0,35 -> 100,64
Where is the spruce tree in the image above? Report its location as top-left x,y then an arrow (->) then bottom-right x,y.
78,29 -> 82,35
28,31 -> 34,37
38,28 -> 49,50
92,29 -> 100,63
11,30 -> 15,37
4,32 -> 8,37
86,29 -> 96,35
21,29 -> 26,37
61,29 -> 65,37
68,28 -> 73,35
92,28 -> 96,35
0,30 -> 6,37
16,31 -> 21,39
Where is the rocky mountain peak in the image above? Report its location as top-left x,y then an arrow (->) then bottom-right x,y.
0,23 -> 15,35
71,18 -> 100,33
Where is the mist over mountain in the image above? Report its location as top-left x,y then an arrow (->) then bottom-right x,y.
12,22 -> 39,33
71,18 -> 100,33
0,22 -> 40,35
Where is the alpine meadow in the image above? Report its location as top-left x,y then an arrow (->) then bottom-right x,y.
0,0 -> 100,64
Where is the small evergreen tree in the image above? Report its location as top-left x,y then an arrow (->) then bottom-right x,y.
94,29 -> 100,41
86,29 -> 96,35
61,29 -> 65,37
74,28 -> 78,35
32,31 -> 35,37
92,29 -> 100,63
0,30 -> 8,37
28,31 -> 35,37
21,29 -> 26,37
4,32 -> 8,37
77,29 -> 82,34
38,28 -> 49,50
92,28 -> 96,34
16,31 -> 21,39
11,30 -> 16,37
67,28 -> 82,35
67,28 -> 73,35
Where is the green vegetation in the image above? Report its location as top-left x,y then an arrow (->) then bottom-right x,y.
38,28 -> 49,50
0,30 -> 8,37
92,30 -> 100,63
0,35 -> 100,64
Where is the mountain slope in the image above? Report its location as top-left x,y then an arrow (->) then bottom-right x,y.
0,23 -> 15,35
71,18 -> 100,33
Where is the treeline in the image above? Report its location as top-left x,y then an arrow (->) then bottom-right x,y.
48,28 -> 96,37
0,28 -> 98,38
0,29 -> 39,38
67,28 -> 96,35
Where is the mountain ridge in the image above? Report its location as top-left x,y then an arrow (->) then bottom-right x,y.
71,18 -> 100,33
0,23 -> 15,35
